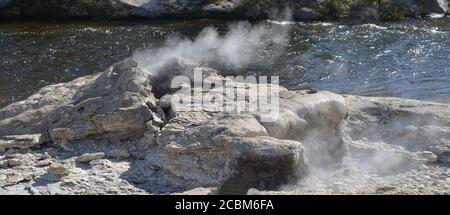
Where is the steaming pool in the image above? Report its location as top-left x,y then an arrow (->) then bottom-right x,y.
1,19 -> 450,108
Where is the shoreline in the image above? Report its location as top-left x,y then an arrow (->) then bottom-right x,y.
1,0 -> 449,22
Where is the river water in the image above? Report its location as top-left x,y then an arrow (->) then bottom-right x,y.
1,18 -> 450,107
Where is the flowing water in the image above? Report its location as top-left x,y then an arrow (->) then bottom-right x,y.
1,18 -> 450,107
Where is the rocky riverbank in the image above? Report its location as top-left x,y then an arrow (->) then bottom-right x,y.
0,0 -> 449,21
0,57 -> 448,195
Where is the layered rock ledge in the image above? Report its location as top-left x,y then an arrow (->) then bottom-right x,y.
0,57 -> 449,194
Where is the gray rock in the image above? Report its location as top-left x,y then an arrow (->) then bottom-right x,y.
88,159 -> 108,167
0,134 -> 44,149
1,160 -> 9,168
0,59 -> 157,141
56,139 -> 75,152
77,152 -> 106,163
428,144 -> 450,164
417,151 -> 438,163
158,94 -> 172,109
36,160 -> 52,167
203,0 -> 239,14
377,0 -> 422,20
48,162 -> 74,177
424,0 -> 448,14
106,150 -> 131,159
149,58 -> 351,191
7,158 -> 21,167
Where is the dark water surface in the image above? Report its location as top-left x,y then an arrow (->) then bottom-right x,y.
1,19 -> 450,107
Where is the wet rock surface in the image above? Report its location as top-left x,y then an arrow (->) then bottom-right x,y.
0,57 -> 449,194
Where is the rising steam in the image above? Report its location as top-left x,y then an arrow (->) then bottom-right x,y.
131,9 -> 433,194
132,21 -> 291,72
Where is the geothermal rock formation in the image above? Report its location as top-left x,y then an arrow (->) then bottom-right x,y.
0,57 -> 449,194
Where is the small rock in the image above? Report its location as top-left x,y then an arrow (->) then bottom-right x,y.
5,154 -> 17,159
424,0 -> 448,14
7,158 -> 22,167
88,159 -> 103,166
106,150 -> 131,159
77,152 -> 105,163
428,144 -> 450,164
307,88 -> 318,94
89,159 -> 111,167
1,160 -> 8,168
159,94 -> 173,109
36,160 -> 52,167
141,130 -> 157,145
113,59 -> 138,73
418,151 -> 438,163
4,148 -> 19,155
0,147 -> 5,153
38,152 -> 51,160
58,139 -> 75,152
165,143 -> 184,154
25,186 -> 39,195
0,134 -> 45,149
49,162 -> 72,177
